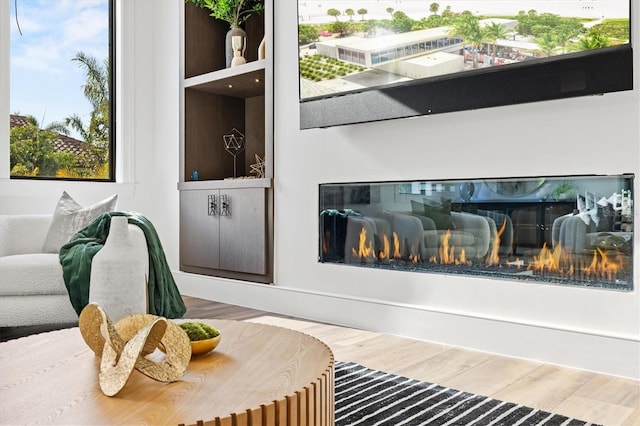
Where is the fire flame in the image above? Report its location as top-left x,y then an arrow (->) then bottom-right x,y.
322,230 -> 330,254
392,232 -> 401,259
379,234 -> 390,260
486,217 -> 507,266
347,225 -> 625,283
436,230 -> 470,265
527,243 -> 623,281
583,248 -> 621,281
527,243 -> 562,273
352,227 -> 375,259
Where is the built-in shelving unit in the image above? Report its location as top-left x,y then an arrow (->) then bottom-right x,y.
178,2 -> 273,283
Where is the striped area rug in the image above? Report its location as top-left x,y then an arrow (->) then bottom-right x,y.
335,361 -> 600,426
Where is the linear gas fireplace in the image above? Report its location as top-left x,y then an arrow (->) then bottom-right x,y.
319,175 -> 634,291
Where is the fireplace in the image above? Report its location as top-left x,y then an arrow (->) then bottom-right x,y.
319,175 -> 634,291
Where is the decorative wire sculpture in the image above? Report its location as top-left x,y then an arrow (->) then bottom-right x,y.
250,154 -> 265,178
223,128 -> 245,178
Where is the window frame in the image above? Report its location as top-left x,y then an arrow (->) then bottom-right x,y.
8,0 -> 116,182
1,0 -> 137,199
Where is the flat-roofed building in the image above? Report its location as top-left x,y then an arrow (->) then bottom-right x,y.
316,28 -> 464,67
375,51 -> 464,80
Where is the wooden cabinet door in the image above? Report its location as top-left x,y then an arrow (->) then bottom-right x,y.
219,188 -> 267,274
180,190 -> 220,270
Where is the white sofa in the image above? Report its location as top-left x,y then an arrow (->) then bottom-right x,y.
0,214 -> 148,328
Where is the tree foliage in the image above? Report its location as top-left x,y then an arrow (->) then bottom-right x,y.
10,51 -> 111,179
449,14 -> 485,68
535,32 -> 558,56
577,31 -> 610,50
391,11 -> 414,33
344,8 -> 354,21
330,20 -> 353,37
327,8 -> 341,21
10,123 -> 75,177
590,19 -> 630,41
64,52 -> 111,173
298,24 -> 319,44
483,22 -> 508,59
184,0 -> 263,27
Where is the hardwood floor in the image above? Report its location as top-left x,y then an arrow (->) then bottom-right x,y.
183,296 -> 640,426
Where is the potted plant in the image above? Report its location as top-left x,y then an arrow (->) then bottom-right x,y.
551,181 -> 578,200
185,0 -> 264,67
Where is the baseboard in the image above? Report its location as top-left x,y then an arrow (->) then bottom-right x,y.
175,271 -> 640,379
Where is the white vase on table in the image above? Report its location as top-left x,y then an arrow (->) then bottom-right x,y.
89,216 -> 147,323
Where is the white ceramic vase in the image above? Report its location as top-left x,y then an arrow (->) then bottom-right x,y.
89,216 -> 147,323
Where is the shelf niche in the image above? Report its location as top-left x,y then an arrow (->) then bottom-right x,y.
184,3 -> 264,78
183,4 -> 266,182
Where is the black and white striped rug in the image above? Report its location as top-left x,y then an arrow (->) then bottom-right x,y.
335,361 -> 600,426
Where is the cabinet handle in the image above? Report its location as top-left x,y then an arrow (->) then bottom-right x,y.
220,194 -> 230,216
208,194 -> 217,216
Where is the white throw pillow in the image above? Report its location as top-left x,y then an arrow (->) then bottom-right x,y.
42,191 -> 118,253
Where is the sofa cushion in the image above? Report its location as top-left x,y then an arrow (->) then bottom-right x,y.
437,230 -> 476,247
411,199 -> 454,230
0,253 -> 68,296
0,215 -> 51,256
42,191 -> 117,253
0,295 -> 78,327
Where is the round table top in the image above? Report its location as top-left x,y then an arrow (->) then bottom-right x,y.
0,319 -> 334,425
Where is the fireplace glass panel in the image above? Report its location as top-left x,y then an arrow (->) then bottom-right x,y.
319,175 -> 633,291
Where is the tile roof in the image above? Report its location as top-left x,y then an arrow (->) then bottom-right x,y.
10,114 -> 92,157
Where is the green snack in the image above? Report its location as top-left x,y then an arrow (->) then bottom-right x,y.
179,322 -> 220,341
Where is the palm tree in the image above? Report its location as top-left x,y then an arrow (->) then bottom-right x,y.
23,114 -> 69,135
386,7 -> 394,18
64,52 -> 110,172
429,3 -> 439,15
577,31 -> 609,50
553,19 -> 585,53
327,8 -> 341,21
536,32 -> 558,56
449,15 -> 485,68
345,8 -> 354,21
483,22 -> 508,63
357,8 -> 367,21
391,11 -> 413,33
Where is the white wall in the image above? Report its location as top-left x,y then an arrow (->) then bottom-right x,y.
1,0 -> 638,378
180,0 -> 640,379
0,0 -> 181,267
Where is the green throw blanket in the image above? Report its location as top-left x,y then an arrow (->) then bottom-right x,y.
59,211 -> 186,319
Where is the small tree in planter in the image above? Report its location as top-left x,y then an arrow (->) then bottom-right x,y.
185,0 -> 264,67
185,0 -> 263,28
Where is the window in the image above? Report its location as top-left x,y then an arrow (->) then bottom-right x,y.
9,0 -> 114,181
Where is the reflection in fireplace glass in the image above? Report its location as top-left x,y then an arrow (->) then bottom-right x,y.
319,175 -> 634,291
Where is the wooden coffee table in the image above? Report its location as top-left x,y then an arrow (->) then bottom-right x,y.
0,319 -> 334,425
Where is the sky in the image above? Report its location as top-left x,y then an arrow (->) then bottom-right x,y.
9,0 -> 109,141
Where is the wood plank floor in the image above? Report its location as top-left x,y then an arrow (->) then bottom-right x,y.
183,296 -> 640,426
